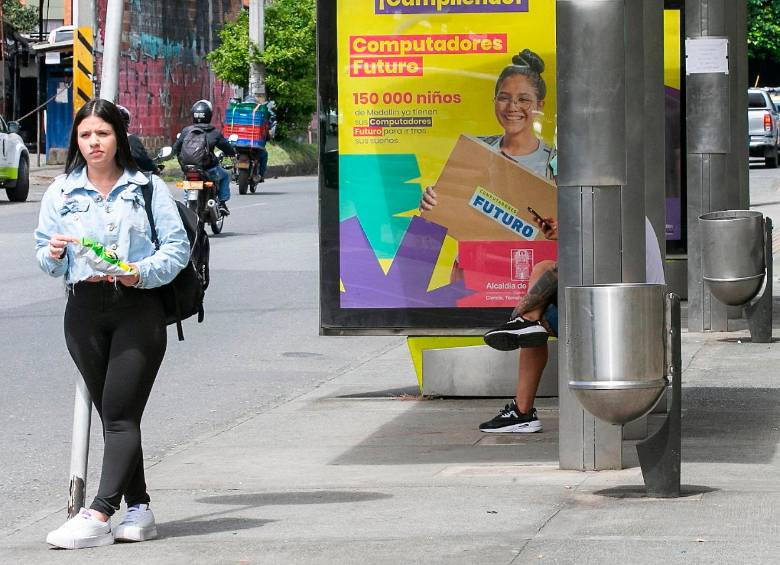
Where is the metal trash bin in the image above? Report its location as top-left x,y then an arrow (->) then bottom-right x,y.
567,283 -> 667,425
699,210 -> 765,306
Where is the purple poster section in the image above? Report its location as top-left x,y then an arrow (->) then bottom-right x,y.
340,216 -> 472,308
665,86 -> 682,241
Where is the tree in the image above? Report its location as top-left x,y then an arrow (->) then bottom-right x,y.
207,10 -> 253,90
748,0 -> 780,61
207,1 -> 316,139
2,0 -> 39,34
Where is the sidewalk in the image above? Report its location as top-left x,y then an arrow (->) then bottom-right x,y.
29,160 -> 65,186
2,326 -> 779,564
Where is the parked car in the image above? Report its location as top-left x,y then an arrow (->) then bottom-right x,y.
0,116 -> 29,201
748,87 -> 780,168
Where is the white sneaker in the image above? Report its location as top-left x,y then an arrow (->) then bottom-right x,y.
114,504 -> 158,542
46,508 -> 113,549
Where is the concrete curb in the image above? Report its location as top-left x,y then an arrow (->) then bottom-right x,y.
265,162 -> 318,178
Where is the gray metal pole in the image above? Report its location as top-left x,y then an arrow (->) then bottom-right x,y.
557,0 -> 664,470
686,0 -> 748,332
99,0 -> 124,102
642,0 -> 667,262
248,0 -> 266,101
557,0 -> 626,471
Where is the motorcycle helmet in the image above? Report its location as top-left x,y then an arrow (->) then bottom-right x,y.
192,99 -> 213,124
116,104 -> 131,128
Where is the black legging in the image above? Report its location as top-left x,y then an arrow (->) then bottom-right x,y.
64,282 -> 167,517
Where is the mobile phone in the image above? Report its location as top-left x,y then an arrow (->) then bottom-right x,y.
527,206 -> 549,229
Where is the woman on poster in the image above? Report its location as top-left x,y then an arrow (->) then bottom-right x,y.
420,47 -> 556,212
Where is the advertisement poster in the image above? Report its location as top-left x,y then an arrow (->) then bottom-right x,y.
337,0 -> 557,309
665,8 -> 683,242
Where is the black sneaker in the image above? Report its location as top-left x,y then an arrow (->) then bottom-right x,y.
483,316 -> 549,351
219,201 -> 230,216
479,401 -> 542,433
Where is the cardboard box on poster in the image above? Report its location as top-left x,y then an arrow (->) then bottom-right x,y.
421,135 -> 557,242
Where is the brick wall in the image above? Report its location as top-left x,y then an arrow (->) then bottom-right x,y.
96,0 -> 244,151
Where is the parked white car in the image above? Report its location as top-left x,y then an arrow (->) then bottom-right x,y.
0,116 -> 30,202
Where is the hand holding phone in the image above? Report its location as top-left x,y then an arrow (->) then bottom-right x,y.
527,206 -> 549,229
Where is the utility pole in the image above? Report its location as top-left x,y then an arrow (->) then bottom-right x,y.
67,0 -> 124,519
248,0 -> 266,101
100,0 -> 123,102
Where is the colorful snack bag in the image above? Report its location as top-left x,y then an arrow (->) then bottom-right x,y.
73,237 -> 136,276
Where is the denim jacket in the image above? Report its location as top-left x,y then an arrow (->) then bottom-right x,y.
34,167 -> 189,289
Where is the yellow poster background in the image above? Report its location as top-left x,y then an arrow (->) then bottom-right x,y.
337,1 -> 557,192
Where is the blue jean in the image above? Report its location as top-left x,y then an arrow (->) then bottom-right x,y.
258,148 -> 268,177
543,304 -> 558,337
208,165 -> 231,202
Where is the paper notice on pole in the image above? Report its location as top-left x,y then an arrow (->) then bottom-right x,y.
685,38 -> 729,75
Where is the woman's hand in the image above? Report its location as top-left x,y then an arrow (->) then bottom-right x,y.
419,186 -> 438,212
116,264 -> 140,287
48,234 -> 77,259
534,216 -> 558,240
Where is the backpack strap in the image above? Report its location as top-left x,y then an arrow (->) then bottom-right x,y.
139,175 -> 185,341
140,175 -> 159,249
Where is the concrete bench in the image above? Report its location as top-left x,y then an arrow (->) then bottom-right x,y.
408,337 -> 558,397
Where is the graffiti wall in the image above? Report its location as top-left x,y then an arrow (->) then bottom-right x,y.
95,0 -> 243,150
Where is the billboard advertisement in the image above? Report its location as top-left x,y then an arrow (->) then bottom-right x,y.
334,0 -> 558,317
665,8 -> 684,245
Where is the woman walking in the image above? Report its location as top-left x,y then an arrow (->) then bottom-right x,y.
35,99 -> 189,549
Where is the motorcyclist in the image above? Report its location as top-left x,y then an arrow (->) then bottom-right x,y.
116,104 -> 158,173
241,95 -> 275,183
172,100 -> 236,215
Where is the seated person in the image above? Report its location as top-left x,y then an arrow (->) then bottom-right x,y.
479,216 -> 666,433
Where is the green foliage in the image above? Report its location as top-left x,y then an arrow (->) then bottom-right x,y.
266,138 -> 318,167
3,0 -> 39,33
207,10 -> 253,89
748,0 -> 780,60
207,1 -> 316,139
262,0 -> 317,139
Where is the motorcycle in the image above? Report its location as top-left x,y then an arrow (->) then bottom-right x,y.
227,133 -> 267,195
158,146 -> 226,235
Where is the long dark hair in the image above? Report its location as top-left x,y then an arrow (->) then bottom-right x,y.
495,49 -> 547,101
65,98 -> 139,174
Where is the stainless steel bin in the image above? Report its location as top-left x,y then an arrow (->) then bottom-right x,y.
567,283 -> 667,425
700,210 -> 765,306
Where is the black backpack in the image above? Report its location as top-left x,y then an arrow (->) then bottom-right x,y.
178,126 -> 212,169
141,178 -> 209,341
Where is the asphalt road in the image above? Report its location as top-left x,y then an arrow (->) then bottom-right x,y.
0,172 -> 401,535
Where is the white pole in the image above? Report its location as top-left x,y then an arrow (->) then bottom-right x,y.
100,0 -> 124,102
67,379 -> 91,517
67,0 -> 123,518
248,0 -> 266,101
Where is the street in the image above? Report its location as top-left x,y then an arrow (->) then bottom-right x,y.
1,161 -> 779,544
749,160 -> 780,297
0,172 -> 402,535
